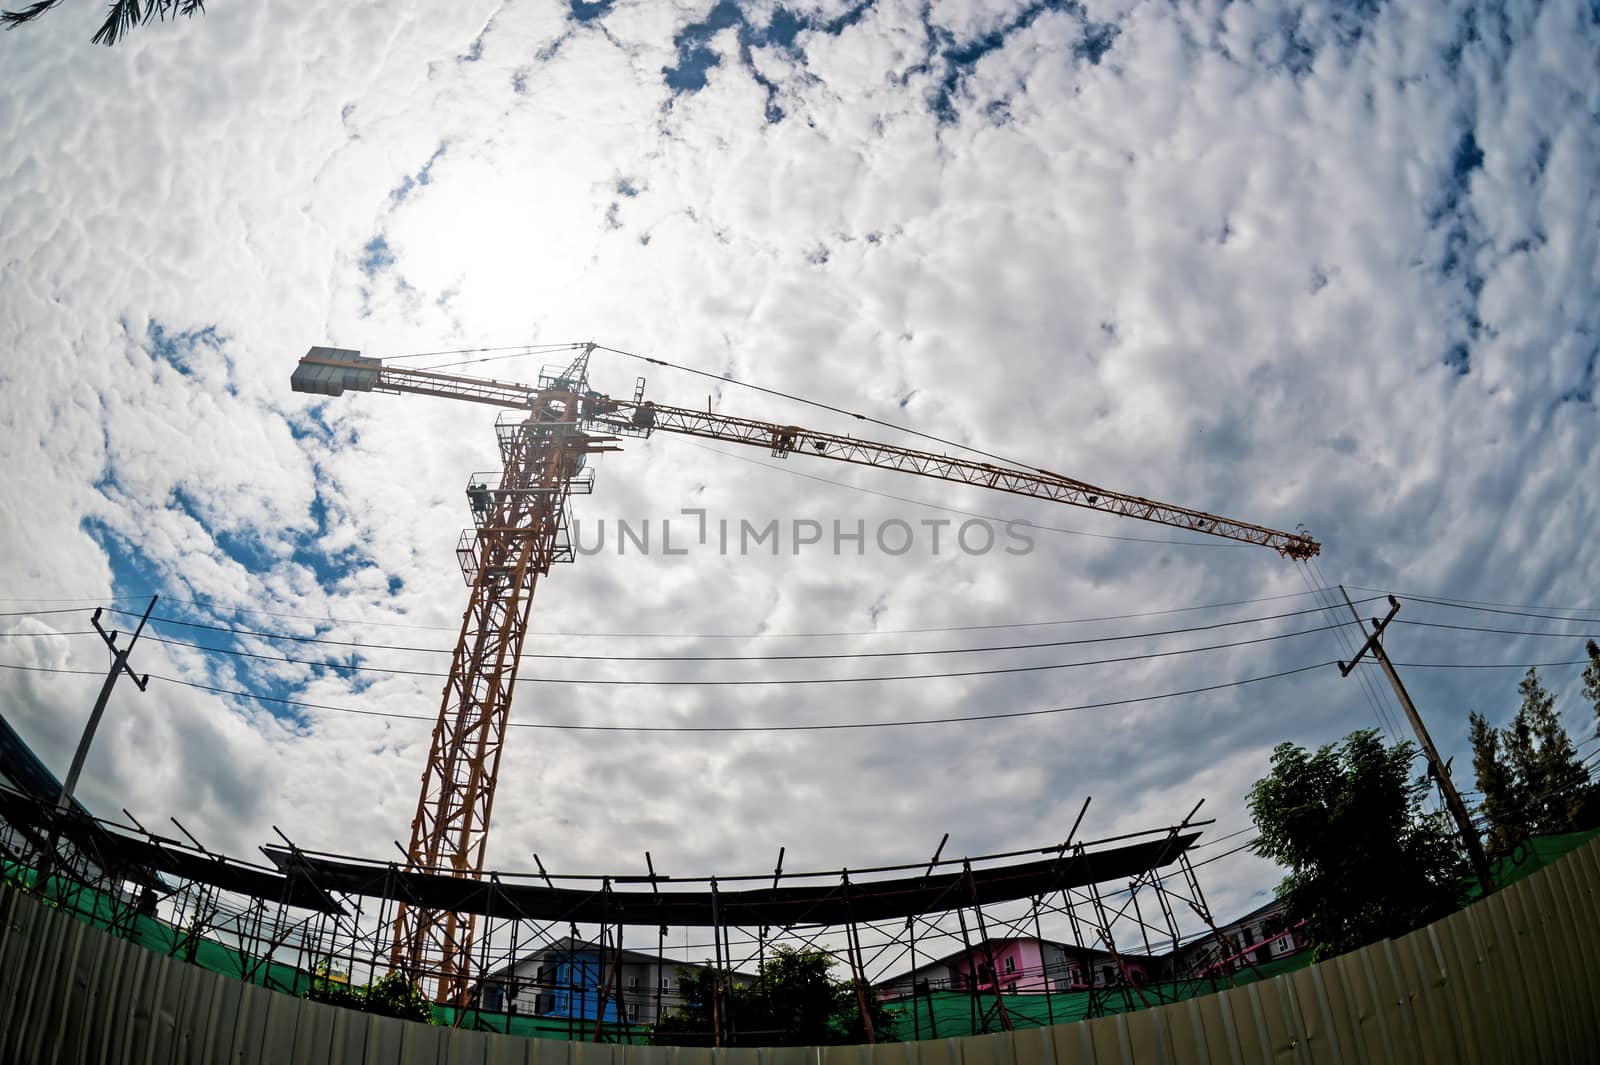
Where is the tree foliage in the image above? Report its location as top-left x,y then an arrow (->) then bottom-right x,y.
1469,710 -> 1528,858
1470,666 -> 1599,858
1,0 -> 204,46
1248,729 -> 1467,961
1584,640 -> 1600,738
304,971 -> 436,1025
651,947 -> 894,1046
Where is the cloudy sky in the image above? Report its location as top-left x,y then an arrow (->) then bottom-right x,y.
2,0 -> 1598,964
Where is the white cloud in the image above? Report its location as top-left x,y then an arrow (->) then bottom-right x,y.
0,0 -> 1596,974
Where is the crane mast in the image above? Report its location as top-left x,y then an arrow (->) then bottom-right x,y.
290,344 -> 1319,1003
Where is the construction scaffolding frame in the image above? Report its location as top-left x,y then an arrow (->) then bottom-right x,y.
0,781 -> 1246,1044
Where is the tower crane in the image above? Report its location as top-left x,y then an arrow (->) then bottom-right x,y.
290,343 -> 1319,1004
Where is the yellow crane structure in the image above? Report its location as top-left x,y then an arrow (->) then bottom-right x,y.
290,342 -> 1319,1004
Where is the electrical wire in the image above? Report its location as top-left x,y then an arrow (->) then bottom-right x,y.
1390,594 -> 1600,626
0,663 -> 106,677
1317,563 -> 1408,738
1188,825 -> 1255,851
1389,659 -> 1598,670
1346,586 -> 1600,617
15,615 -> 1586,677
101,599 -> 1372,662
93,659 -> 1337,733
121,586 -> 1333,640
0,595 -> 151,603
130,621 -> 1349,687
1394,620 -> 1600,639
1295,565 -> 1399,739
1187,840 -> 1257,871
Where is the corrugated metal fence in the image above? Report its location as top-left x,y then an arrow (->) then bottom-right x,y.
2,834 -> 1597,1064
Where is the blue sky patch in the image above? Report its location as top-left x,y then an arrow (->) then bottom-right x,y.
920,0 -> 1119,125
81,515 -> 160,605
1075,20 -> 1117,65
661,1 -> 875,120
570,0 -> 612,22
663,0 -> 743,94
459,22 -> 490,62
1558,351 -> 1595,405
1451,130 -> 1484,185
147,321 -> 227,381
360,236 -> 396,277
390,144 -> 447,205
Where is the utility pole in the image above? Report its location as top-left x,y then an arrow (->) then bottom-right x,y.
57,595 -> 157,812
1336,588 -> 1496,897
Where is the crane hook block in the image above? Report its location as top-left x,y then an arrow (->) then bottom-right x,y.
291,347 -> 383,397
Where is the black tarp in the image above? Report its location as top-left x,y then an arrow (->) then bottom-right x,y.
0,785 -> 342,914
262,831 -> 1198,927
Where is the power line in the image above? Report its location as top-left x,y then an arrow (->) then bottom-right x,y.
1189,825 -> 1255,851
1296,566 -> 1399,739
1391,594 -> 1600,626
130,622 -> 1348,687
18,618 -> 1586,677
0,663 -> 107,677
1346,586 -> 1600,617
1388,659 -> 1597,670
1189,840 -> 1258,870
104,587 -> 1335,640
101,600 -> 1370,662
132,659 -> 1337,733
1394,620 -> 1600,639
0,595 -> 151,603
1321,566 -> 1408,739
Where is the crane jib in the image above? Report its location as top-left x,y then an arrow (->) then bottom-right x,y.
290,346 -> 1319,561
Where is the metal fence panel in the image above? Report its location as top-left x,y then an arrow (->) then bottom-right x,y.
2,834 -> 1600,1065
113,932 -> 159,1065
360,1012 -> 406,1064
145,945 -> 193,1065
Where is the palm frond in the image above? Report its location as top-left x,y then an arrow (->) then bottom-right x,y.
0,0 -> 66,30
91,0 -> 203,45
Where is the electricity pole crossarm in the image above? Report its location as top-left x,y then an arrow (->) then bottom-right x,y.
1337,590 -> 1496,897
58,595 -> 158,811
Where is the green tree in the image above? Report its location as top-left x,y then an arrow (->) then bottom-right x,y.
304,971 -> 436,1025
651,947 -> 894,1046
1471,664 -> 1600,852
1248,729 -> 1467,961
1510,668 -> 1592,834
1584,639 -> 1600,738
1469,710 -> 1528,859
1,0 -> 204,46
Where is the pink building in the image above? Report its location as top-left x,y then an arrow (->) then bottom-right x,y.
877,937 -> 1157,1002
